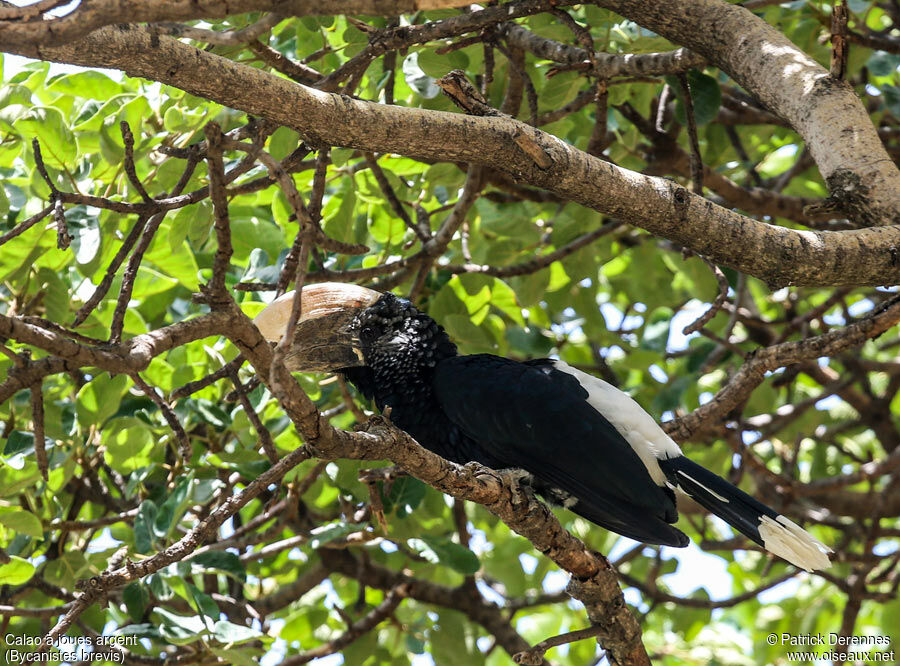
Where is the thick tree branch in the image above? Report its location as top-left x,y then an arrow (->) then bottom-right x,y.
597,0 -> 900,226
501,23 -> 706,78
7,26 -> 900,286
0,0 -> 475,48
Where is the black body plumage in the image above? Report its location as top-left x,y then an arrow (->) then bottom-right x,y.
342,293 -> 688,546
257,286 -> 830,569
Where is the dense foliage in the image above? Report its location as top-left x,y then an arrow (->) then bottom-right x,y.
1,1 -> 899,665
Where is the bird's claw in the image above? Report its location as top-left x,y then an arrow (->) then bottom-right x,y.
498,468 -> 535,504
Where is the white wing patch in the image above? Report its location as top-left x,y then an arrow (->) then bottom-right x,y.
552,361 -> 683,486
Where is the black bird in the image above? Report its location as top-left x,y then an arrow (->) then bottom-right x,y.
255,283 -> 831,571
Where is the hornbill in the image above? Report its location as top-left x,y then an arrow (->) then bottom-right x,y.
255,283 -> 832,571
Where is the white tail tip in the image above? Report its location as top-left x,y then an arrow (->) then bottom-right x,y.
758,515 -> 832,572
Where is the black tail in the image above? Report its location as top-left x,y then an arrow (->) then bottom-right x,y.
658,456 -> 831,571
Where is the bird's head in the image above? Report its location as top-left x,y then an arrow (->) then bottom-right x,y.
253,282 -> 456,373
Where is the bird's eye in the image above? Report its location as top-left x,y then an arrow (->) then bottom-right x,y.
360,325 -> 378,344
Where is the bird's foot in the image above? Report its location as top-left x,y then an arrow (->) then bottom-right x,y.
357,407 -> 393,433
498,467 -> 536,504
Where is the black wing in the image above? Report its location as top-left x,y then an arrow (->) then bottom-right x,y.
433,354 -> 687,547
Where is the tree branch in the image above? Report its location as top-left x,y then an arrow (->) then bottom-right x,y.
8,25 -> 899,286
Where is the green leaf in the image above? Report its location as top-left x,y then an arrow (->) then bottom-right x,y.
0,509 -> 43,538
402,53 -> 440,99
418,49 -> 469,78
186,582 -> 220,621
117,623 -> 162,640
641,307 -> 673,352
42,551 -> 87,588
540,71 -> 581,111
268,126 -> 300,161
146,220 -> 201,290
18,106 -> 77,168
509,270 -> 550,307
38,266 -> 69,322
868,51 -> 900,77
211,620 -> 262,644
46,71 -> 123,99
0,556 -> 35,585
71,212 -> 102,265
442,314 -> 496,352
0,84 -> 34,117
308,522 -> 363,548
4,430 -> 35,456
408,536 -> 480,574
322,181 -> 357,243
154,607 -> 209,645
209,647 -> 265,666
382,476 -> 427,517
685,338 -> 719,373
230,212 -> 285,262
103,417 -> 155,473
134,500 -> 158,554
667,71 -> 721,126
188,551 -> 247,581
155,473 -> 194,537
123,582 -> 149,622
76,373 -> 129,427
883,85 -> 900,117
651,375 -> 693,413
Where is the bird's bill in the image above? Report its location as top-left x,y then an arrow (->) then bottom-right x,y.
253,282 -> 381,372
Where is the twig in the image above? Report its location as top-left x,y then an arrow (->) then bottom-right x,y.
120,121 -> 152,203
152,13 -> 286,47
681,256 -> 729,335
39,443 -> 314,650
108,211 -> 166,344
171,355 -> 245,400
407,261 -> 431,301
32,138 -> 72,250
249,39 -> 321,84
0,204 -> 53,248
494,41 -> 539,125
32,139 -> 58,196
46,509 -> 140,531
514,624 -> 605,664
586,81 -> 610,157
31,381 -> 48,481
306,147 -> 331,225
204,122 -> 233,301
72,215 -> 149,326
223,138 -> 367,256
364,153 -> 427,242
448,221 -> 621,276
130,372 -> 191,463
280,586 -> 408,665
677,73 -> 704,194
228,365 -> 278,463
656,83 -> 671,132
52,197 -> 71,250
0,0 -> 69,20
831,0 -> 850,80
666,294 -> 900,441
337,375 -> 368,423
